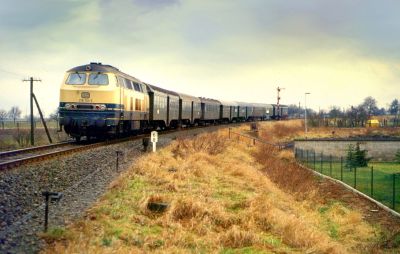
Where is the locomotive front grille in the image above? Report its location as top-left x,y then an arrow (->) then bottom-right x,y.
77,104 -> 94,109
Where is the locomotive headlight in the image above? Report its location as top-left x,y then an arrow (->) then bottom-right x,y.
65,103 -> 76,110
94,104 -> 106,110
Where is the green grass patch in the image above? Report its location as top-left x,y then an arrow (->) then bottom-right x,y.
220,246 -> 267,254
41,227 -> 71,242
303,159 -> 400,211
260,234 -> 282,247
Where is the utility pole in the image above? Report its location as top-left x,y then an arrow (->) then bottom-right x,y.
23,77 -> 41,146
305,92 -> 311,133
276,87 -> 285,119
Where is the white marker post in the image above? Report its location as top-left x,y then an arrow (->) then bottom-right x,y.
151,131 -> 158,153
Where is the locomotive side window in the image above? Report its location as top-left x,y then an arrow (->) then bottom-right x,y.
140,84 -> 146,93
124,79 -> 133,90
133,82 -> 142,92
66,73 -> 86,85
88,73 -> 109,85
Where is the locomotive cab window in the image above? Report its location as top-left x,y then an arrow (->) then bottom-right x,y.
89,73 -> 109,85
66,73 -> 86,85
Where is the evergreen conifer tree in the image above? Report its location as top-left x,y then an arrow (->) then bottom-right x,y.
395,150 -> 400,164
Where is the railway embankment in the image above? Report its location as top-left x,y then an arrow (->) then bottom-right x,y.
42,128 -> 400,253
0,124 -> 235,253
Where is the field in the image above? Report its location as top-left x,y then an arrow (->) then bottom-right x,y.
253,120 -> 400,143
42,124 -> 400,254
0,120 -> 68,151
300,156 -> 400,211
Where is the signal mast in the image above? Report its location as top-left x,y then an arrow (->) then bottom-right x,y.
276,86 -> 285,119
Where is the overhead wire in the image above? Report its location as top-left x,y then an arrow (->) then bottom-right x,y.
0,67 -> 25,78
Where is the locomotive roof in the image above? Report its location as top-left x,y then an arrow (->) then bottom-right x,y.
68,63 -> 120,73
68,63 -> 145,83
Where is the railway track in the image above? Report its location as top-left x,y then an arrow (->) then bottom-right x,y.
0,136 -> 145,171
0,122 -> 245,171
0,141 -> 80,170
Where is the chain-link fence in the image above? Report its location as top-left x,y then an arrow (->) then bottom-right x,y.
295,148 -> 400,212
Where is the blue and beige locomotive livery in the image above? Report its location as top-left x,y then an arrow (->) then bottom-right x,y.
59,63 -> 288,140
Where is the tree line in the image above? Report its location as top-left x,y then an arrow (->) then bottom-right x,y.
288,96 -> 399,126
0,106 -> 58,125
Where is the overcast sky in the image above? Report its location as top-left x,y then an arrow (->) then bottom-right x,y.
0,0 -> 399,116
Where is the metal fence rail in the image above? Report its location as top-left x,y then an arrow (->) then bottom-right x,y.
295,148 -> 400,212
228,128 -> 290,149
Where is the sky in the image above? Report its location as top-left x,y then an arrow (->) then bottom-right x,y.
0,0 -> 399,117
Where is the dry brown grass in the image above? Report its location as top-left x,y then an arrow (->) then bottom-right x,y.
253,144 -> 318,200
42,130 -> 387,254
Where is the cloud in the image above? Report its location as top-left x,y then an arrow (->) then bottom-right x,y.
131,0 -> 179,9
0,0 -> 399,116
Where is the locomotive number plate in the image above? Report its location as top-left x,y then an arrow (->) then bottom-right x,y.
81,92 -> 90,98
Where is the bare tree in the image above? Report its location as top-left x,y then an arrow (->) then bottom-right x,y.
0,109 -> 7,129
329,106 -> 342,125
48,109 -> 59,121
389,99 -> 399,115
360,96 -> 379,116
8,106 -> 21,124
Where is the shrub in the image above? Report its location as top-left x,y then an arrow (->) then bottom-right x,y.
345,143 -> 371,168
12,129 -> 31,147
171,133 -> 227,158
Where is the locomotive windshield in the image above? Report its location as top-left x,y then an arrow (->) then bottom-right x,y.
89,73 -> 109,85
66,73 -> 86,85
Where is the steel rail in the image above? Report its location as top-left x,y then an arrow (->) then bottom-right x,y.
0,122 -> 249,171
0,141 -> 74,158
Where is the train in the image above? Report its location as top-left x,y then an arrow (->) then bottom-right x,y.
59,63 -> 288,141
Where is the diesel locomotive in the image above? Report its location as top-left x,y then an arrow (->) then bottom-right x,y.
59,63 -> 288,141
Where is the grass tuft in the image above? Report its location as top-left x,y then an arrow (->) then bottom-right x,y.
219,226 -> 258,248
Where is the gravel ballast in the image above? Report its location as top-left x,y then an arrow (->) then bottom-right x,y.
0,125 -> 233,253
